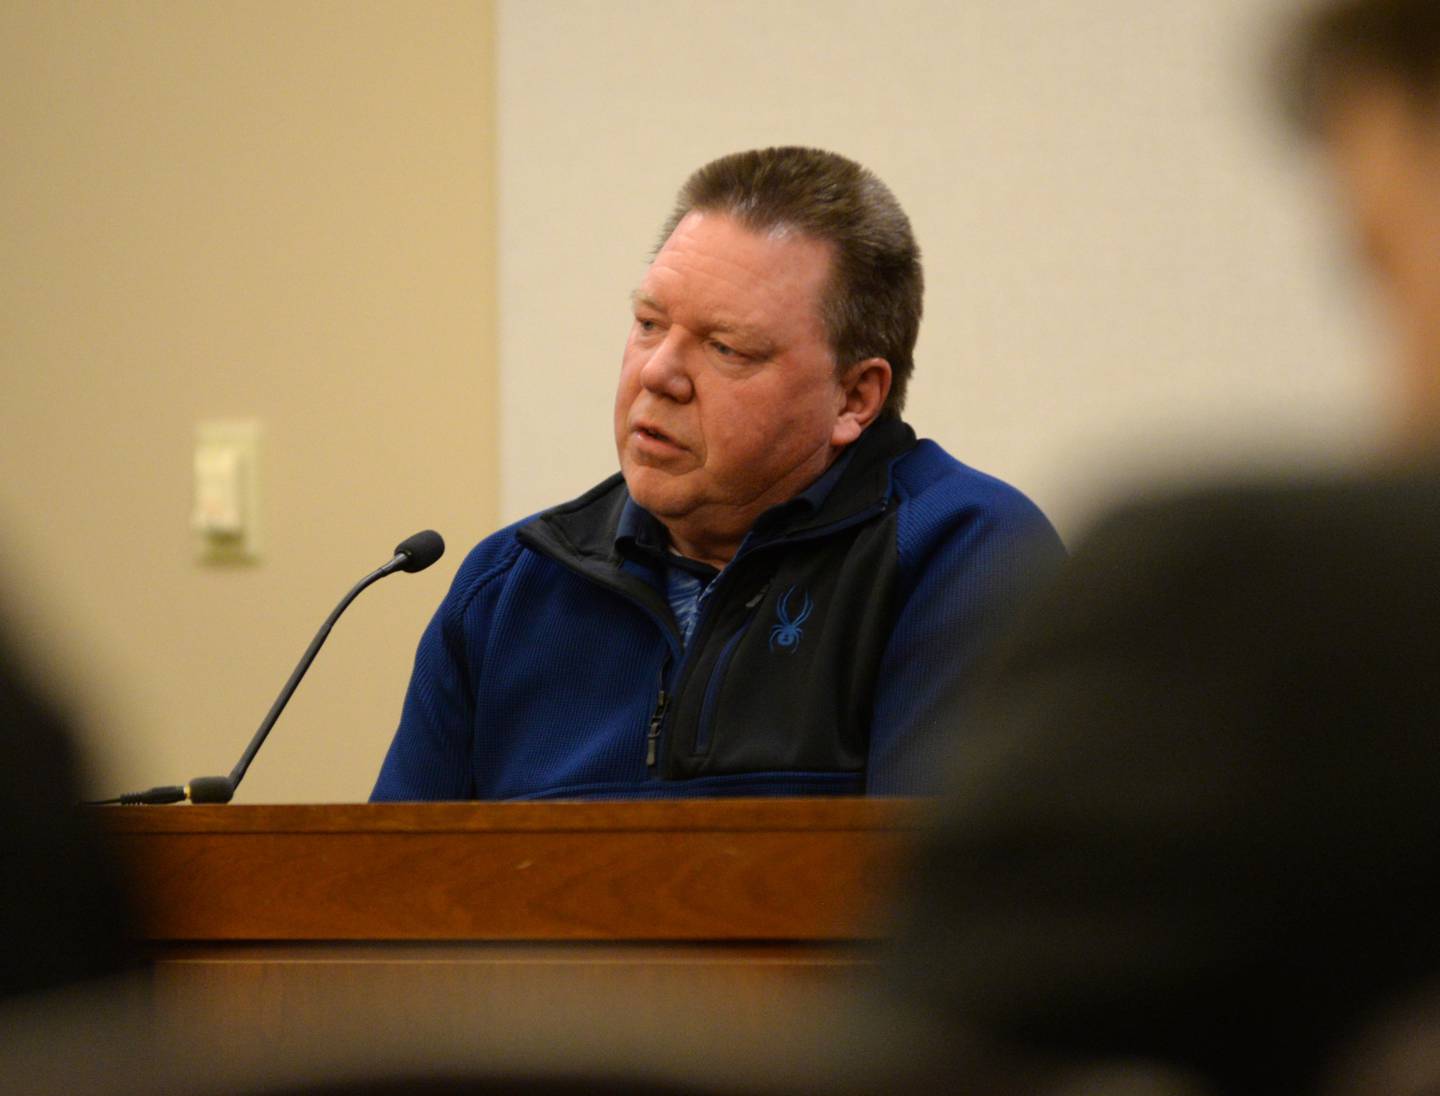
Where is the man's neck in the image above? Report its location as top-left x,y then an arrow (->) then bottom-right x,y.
664,530 -> 740,572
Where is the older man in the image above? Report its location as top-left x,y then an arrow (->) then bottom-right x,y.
373,147 -> 1062,800
873,2 -> 1440,1092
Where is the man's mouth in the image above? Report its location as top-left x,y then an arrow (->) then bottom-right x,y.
635,422 -> 681,448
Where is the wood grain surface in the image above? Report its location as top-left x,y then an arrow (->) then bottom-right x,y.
101,799 -> 924,942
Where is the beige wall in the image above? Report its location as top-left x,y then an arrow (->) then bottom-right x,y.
497,0 -> 1384,540
0,2 -> 497,801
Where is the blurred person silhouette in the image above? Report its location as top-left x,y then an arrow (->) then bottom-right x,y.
0,599 -> 136,999
866,1 -> 1440,1093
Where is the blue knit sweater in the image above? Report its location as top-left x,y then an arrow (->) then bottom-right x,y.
372,420 -> 1063,800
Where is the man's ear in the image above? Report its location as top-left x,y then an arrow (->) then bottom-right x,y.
831,358 -> 893,447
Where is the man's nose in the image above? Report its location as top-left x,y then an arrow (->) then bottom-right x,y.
638,331 -> 695,402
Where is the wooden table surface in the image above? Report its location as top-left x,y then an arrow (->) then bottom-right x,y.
102,798 -> 925,941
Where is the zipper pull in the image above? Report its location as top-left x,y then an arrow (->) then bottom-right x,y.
646,689 -> 669,768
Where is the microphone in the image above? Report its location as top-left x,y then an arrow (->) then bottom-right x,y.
98,530 -> 445,806
391,528 -> 444,572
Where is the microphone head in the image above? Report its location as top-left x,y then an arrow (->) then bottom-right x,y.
393,529 -> 445,573
186,775 -> 235,804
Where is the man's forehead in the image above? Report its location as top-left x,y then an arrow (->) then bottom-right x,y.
655,210 -> 835,274
634,212 -> 832,326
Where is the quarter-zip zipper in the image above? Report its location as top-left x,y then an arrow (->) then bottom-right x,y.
693,584 -> 770,757
646,651 -> 673,769
646,689 -> 669,768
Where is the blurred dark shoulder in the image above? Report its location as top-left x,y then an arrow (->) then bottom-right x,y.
0,619 -> 138,999
1005,458 -> 1440,643
1082,458 -> 1440,552
880,457 -> 1440,1092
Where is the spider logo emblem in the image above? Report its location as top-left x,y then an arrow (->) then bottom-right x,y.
768,586 -> 813,653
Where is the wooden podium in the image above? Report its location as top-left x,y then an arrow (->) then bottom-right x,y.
103,798 -> 923,1046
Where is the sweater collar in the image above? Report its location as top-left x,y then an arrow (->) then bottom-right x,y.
614,440 -> 857,569
524,417 -> 917,568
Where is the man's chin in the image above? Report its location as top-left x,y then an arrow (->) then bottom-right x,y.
622,469 -> 696,521
627,490 -> 692,522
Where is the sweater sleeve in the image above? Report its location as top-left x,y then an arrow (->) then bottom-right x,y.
866,454 -> 1065,795
370,535 -> 522,801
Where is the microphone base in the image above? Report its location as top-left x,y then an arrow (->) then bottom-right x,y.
186,776 -> 235,804
112,776 -> 235,805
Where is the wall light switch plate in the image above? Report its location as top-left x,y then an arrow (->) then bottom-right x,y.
193,419 -> 261,564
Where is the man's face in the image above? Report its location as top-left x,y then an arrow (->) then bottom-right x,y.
614,211 -> 853,563
1327,85 -> 1440,445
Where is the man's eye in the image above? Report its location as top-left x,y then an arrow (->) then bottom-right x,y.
636,318 -> 658,334
711,340 -> 737,357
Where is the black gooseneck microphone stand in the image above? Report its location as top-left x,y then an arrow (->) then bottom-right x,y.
90,530 -> 444,806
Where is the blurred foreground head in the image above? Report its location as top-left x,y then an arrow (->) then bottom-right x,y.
1284,0 -> 1440,449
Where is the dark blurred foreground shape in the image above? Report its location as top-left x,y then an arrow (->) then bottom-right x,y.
0,613 -> 135,1000
0,955 -> 1222,1096
875,468 -> 1440,1095
871,1 -> 1440,1092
